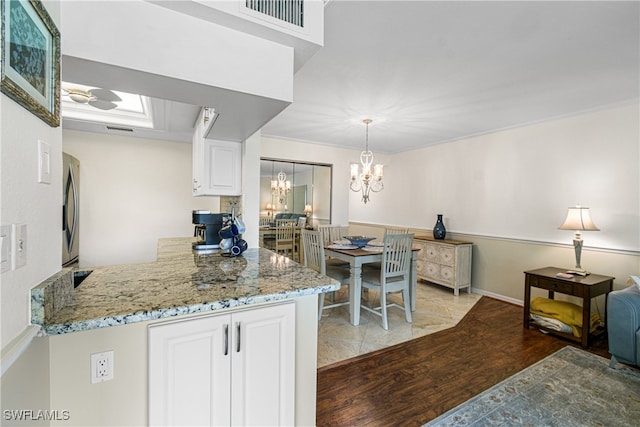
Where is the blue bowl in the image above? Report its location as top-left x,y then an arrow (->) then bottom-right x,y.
344,236 -> 376,248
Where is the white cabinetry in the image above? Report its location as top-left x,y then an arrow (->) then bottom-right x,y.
148,302 -> 295,426
192,107 -> 242,196
414,236 -> 472,296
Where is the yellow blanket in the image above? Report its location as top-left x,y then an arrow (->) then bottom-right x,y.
530,297 -> 601,338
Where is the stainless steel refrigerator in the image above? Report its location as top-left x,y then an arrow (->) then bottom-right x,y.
62,153 -> 80,267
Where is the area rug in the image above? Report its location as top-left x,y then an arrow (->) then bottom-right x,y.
425,346 -> 640,426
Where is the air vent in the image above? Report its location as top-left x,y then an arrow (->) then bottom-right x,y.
106,126 -> 134,132
245,0 -> 304,27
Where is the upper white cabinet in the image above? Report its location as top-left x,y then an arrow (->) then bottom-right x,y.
148,302 -> 295,426
193,108 -> 242,196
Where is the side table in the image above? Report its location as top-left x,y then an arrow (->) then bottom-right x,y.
523,267 -> 614,348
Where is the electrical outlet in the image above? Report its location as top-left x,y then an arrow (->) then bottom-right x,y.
91,351 -> 114,384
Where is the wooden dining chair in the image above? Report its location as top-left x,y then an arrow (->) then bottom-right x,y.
301,229 -> 350,321
259,217 -> 272,227
318,225 -> 349,245
275,219 -> 296,259
361,233 -> 414,330
318,225 -> 350,269
365,226 -> 410,271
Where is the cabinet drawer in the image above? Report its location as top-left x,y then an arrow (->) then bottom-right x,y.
421,262 -> 454,285
440,266 -> 454,283
439,247 -> 455,266
424,244 -> 439,261
530,276 -> 574,294
416,258 -> 427,276
424,261 -> 439,278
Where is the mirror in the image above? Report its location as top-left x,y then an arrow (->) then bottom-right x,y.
260,158 -> 332,228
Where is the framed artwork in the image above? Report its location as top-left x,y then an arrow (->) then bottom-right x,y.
1,0 -> 60,127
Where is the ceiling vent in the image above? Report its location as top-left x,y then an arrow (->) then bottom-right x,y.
106,126 -> 134,132
245,0 -> 304,27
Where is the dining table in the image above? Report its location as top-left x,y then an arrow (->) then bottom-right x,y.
324,242 -> 420,326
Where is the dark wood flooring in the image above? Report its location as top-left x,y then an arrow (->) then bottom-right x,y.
316,296 -> 611,426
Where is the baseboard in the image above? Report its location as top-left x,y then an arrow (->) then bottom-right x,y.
472,287 -> 523,306
1,325 -> 42,377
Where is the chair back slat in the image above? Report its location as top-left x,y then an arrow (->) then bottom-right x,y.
275,219 -> 296,255
384,226 -> 409,236
259,217 -> 271,226
382,233 -> 414,281
301,229 -> 326,275
318,225 -> 349,246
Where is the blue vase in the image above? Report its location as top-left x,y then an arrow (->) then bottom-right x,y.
433,214 -> 446,240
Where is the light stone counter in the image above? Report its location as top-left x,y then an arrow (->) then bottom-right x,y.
32,237 -> 339,335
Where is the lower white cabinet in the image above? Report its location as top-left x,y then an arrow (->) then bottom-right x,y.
148,302 -> 295,426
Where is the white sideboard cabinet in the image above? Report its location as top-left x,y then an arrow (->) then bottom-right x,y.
192,107 -> 242,196
148,302 -> 295,426
414,236 -> 472,296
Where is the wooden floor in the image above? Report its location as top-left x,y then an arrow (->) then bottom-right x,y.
316,296 -> 610,426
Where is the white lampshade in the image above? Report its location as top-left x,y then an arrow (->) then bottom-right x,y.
559,206 -> 600,231
350,163 -> 359,179
373,164 -> 384,178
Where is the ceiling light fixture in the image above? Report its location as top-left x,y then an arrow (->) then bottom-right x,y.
271,171 -> 291,204
350,119 -> 383,203
66,89 -> 96,104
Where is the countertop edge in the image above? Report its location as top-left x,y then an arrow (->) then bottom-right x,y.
39,283 -> 340,336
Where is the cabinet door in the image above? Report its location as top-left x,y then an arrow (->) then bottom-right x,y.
149,315 -> 232,426
192,106 -> 242,196
201,139 -> 242,196
231,303 -> 295,427
192,112 -> 205,195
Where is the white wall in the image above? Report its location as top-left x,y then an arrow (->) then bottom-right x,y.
357,104 -> 639,253
347,104 -> 640,303
0,0 -> 60,419
263,105 -> 639,303
63,130 -> 218,267
0,0 -> 62,349
61,0 -> 293,101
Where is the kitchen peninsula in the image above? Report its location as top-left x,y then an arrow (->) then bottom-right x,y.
31,237 -> 338,426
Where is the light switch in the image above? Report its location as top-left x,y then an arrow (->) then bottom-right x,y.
1,225 -> 11,273
12,224 -> 26,270
38,140 -> 51,184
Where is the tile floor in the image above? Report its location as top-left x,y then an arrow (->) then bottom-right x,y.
317,282 -> 482,368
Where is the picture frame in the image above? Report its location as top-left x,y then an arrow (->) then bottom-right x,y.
1,0 -> 60,127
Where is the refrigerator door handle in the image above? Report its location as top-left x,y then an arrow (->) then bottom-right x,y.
64,167 -> 79,252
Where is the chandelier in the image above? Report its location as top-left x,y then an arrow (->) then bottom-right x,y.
271,170 -> 291,204
350,119 -> 383,203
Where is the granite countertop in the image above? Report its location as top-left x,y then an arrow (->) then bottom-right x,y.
32,238 -> 340,335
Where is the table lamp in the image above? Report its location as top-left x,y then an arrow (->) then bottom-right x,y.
303,204 -> 313,229
558,205 -> 599,275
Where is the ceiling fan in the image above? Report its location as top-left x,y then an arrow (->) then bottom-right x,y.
62,86 -> 122,110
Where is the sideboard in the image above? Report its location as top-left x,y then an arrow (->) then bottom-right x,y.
414,236 -> 472,296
